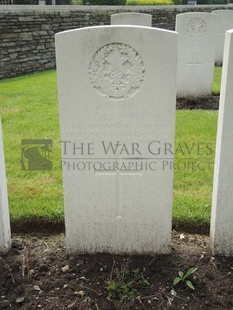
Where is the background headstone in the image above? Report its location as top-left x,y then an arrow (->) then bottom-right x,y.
176,12 -> 217,98
210,29 -> 233,256
56,26 -> 177,254
212,10 -> 233,65
0,116 -> 11,254
111,13 -> 152,26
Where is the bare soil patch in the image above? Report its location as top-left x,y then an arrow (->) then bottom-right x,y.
1,232 -> 233,310
176,96 -> 219,110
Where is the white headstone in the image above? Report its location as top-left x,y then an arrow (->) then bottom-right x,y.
0,116 -> 11,254
111,13 -> 152,26
176,12 -> 217,98
55,25 -> 177,254
210,30 -> 233,256
212,10 -> 233,65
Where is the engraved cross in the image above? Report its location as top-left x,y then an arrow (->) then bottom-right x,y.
186,50 -> 202,69
186,50 -> 202,89
95,162 -> 142,219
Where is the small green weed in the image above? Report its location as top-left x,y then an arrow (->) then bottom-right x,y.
105,260 -> 150,300
138,276 -> 150,288
105,281 -> 136,300
173,267 -> 198,290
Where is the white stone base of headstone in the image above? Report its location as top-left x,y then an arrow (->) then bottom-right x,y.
210,29 -> 233,256
111,13 -> 152,26
0,116 -> 11,254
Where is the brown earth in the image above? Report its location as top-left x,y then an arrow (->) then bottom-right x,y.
0,232 -> 233,310
176,95 -> 219,110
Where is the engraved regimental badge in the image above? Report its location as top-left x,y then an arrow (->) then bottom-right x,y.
187,18 -> 207,37
89,43 -> 145,100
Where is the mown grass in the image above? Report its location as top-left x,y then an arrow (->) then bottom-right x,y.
0,69 -> 221,229
212,66 -> 222,95
173,110 -> 217,229
0,71 -> 63,221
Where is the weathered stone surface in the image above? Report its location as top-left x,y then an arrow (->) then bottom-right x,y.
212,10 -> 233,65
19,33 -> 33,40
56,25 -> 177,254
210,30 -> 233,257
18,16 -> 34,22
176,12 -> 217,98
0,33 -> 19,40
111,12 -> 152,26
0,117 -> 11,254
10,53 -> 18,59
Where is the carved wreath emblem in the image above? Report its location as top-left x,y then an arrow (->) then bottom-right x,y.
187,18 -> 207,37
89,43 -> 145,100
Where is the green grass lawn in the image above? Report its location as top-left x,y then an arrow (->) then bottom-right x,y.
173,110 -> 217,230
212,66 -> 222,95
0,69 -> 221,230
0,71 -> 63,222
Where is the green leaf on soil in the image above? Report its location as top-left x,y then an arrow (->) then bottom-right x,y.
173,277 -> 181,286
186,280 -> 195,290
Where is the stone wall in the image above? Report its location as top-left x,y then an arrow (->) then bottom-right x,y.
1,5 -> 232,79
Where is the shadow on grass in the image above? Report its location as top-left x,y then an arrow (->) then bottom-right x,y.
10,217 -> 209,235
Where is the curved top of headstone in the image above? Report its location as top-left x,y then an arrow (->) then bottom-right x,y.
211,9 -> 233,15
56,25 -> 177,105
177,12 -> 216,17
211,9 -> 233,65
176,12 -> 217,38
111,12 -> 152,26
